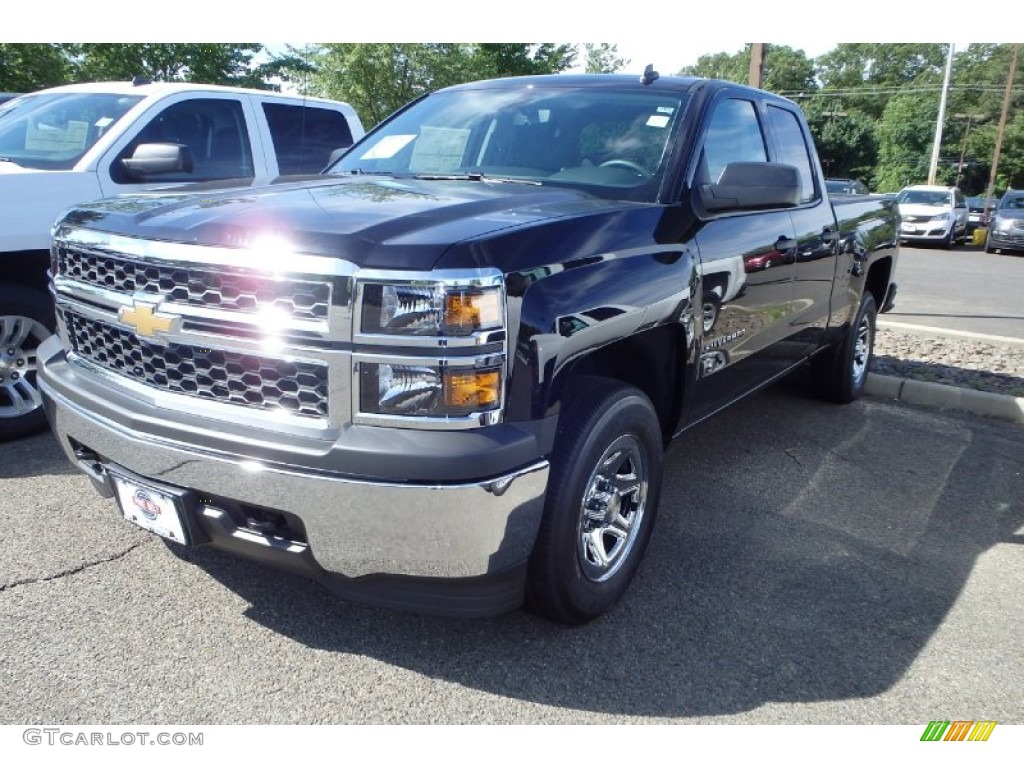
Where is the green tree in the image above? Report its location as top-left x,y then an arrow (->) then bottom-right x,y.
679,45 -> 816,93
873,93 -> 938,191
297,44 -> 479,127
0,43 -> 72,92
294,43 -> 576,128
71,44 -> 268,88
802,101 -> 877,180
813,43 -> 947,119
474,44 -> 576,78
584,43 -> 628,74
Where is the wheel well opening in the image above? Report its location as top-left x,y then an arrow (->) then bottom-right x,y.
557,325 -> 684,441
864,257 -> 892,310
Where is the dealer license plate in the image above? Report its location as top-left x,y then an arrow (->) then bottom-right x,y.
901,223 -> 919,233
111,474 -> 189,544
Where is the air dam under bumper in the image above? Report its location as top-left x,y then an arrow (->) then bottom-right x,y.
40,365 -> 549,620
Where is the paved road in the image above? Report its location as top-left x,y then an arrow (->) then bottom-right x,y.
884,244 -> 1024,339
2,376 -> 1021,725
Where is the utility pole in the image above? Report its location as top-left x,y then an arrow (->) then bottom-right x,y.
954,113 -> 985,187
927,43 -> 955,185
985,43 -> 1020,205
748,44 -> 765,89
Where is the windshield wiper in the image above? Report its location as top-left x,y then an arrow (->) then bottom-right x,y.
342,168 -> 396,176
413,172 -> 542,186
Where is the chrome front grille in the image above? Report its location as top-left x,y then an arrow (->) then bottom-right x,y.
56,246 -> 331,321
61,309 -> 329,419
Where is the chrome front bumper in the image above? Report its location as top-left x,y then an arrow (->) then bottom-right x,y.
39,337 -> 550,614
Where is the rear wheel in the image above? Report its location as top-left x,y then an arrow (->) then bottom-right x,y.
0,287 -> 55,442
812,292 -> 877,404
527,378 -> 663,625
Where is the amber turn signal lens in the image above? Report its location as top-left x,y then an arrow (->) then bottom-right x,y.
444,369 -> 501,410
444,290 -> 502,333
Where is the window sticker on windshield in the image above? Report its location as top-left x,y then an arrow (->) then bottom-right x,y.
360,134 -> 416,160
656,106 -> 675,114
95,117 -> 114,128
409,126 -> 471,173
646,115 -> 670,128
25,119 -> 89,153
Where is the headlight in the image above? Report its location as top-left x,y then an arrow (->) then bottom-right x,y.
930,212 -> 950,222
361,283 -> 503,336
995,217 -> 1013,231
353,270 -> 507,427
359,361 -> 502,417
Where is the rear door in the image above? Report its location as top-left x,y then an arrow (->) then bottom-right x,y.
688,91 -> 801,419
256,98 -> 360,176
765,101 -> 838,358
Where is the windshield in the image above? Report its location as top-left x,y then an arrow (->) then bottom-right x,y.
0,92 -> 143,170
999,195 -> 1024,210
896,189 -> 951,206
330,85 -> 687,203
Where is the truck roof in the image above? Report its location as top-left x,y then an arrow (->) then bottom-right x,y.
25,80 -> 348,108
437,73 -> 801,106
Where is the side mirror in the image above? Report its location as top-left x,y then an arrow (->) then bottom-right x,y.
700,161 -> 800,212
325,145 -> 351,171
121,143 -> 193,179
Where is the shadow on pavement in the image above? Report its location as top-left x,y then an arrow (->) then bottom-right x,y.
170,374 -> 1024,719
0,431 -> 80,479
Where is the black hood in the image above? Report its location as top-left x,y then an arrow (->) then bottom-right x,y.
61,176 -> 634,271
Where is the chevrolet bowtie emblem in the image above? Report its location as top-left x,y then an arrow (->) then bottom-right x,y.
119,302 -> 182,339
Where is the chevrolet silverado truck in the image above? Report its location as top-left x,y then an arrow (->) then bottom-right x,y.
38,74 -> 898,624
0,80 -> 364,440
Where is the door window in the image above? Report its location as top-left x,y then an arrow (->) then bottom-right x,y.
698,98 -> 767,184
112,98 -> 253,184
766,105 -> 817,204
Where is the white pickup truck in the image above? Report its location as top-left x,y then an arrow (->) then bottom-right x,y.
0,80 -> 364,439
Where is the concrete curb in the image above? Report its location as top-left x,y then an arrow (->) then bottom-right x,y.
865,373 -> 1024,424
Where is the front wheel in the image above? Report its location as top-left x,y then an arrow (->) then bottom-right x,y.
527,378 -> 663,625
812,292 -> 877,404
0,287 -> 55,442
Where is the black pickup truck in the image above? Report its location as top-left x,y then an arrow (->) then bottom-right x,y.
38,74 -> 898,624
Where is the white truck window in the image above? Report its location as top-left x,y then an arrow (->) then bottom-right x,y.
112,98 -> 254,184
262,103 -> 355,175
0,92 -> 142,170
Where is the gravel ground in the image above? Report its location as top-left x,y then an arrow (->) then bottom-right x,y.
872,326 -> 1024,398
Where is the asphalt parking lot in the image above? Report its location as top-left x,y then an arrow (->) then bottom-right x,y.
2,374 -> 1021,725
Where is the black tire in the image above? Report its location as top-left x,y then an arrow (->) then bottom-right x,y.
0,286 -> 55,442
942,227 -> 954,249
526,378 -> 663,625
812,292 -> 877,404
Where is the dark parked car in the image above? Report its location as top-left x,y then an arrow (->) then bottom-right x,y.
966,196 -> 996,235
825,178 -> 870,195
0,93 -> 22,107
986,189 -> 1024,254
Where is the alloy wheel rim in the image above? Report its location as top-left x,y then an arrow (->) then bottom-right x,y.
0,315 -> 48,419
576,434 -> 648,583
